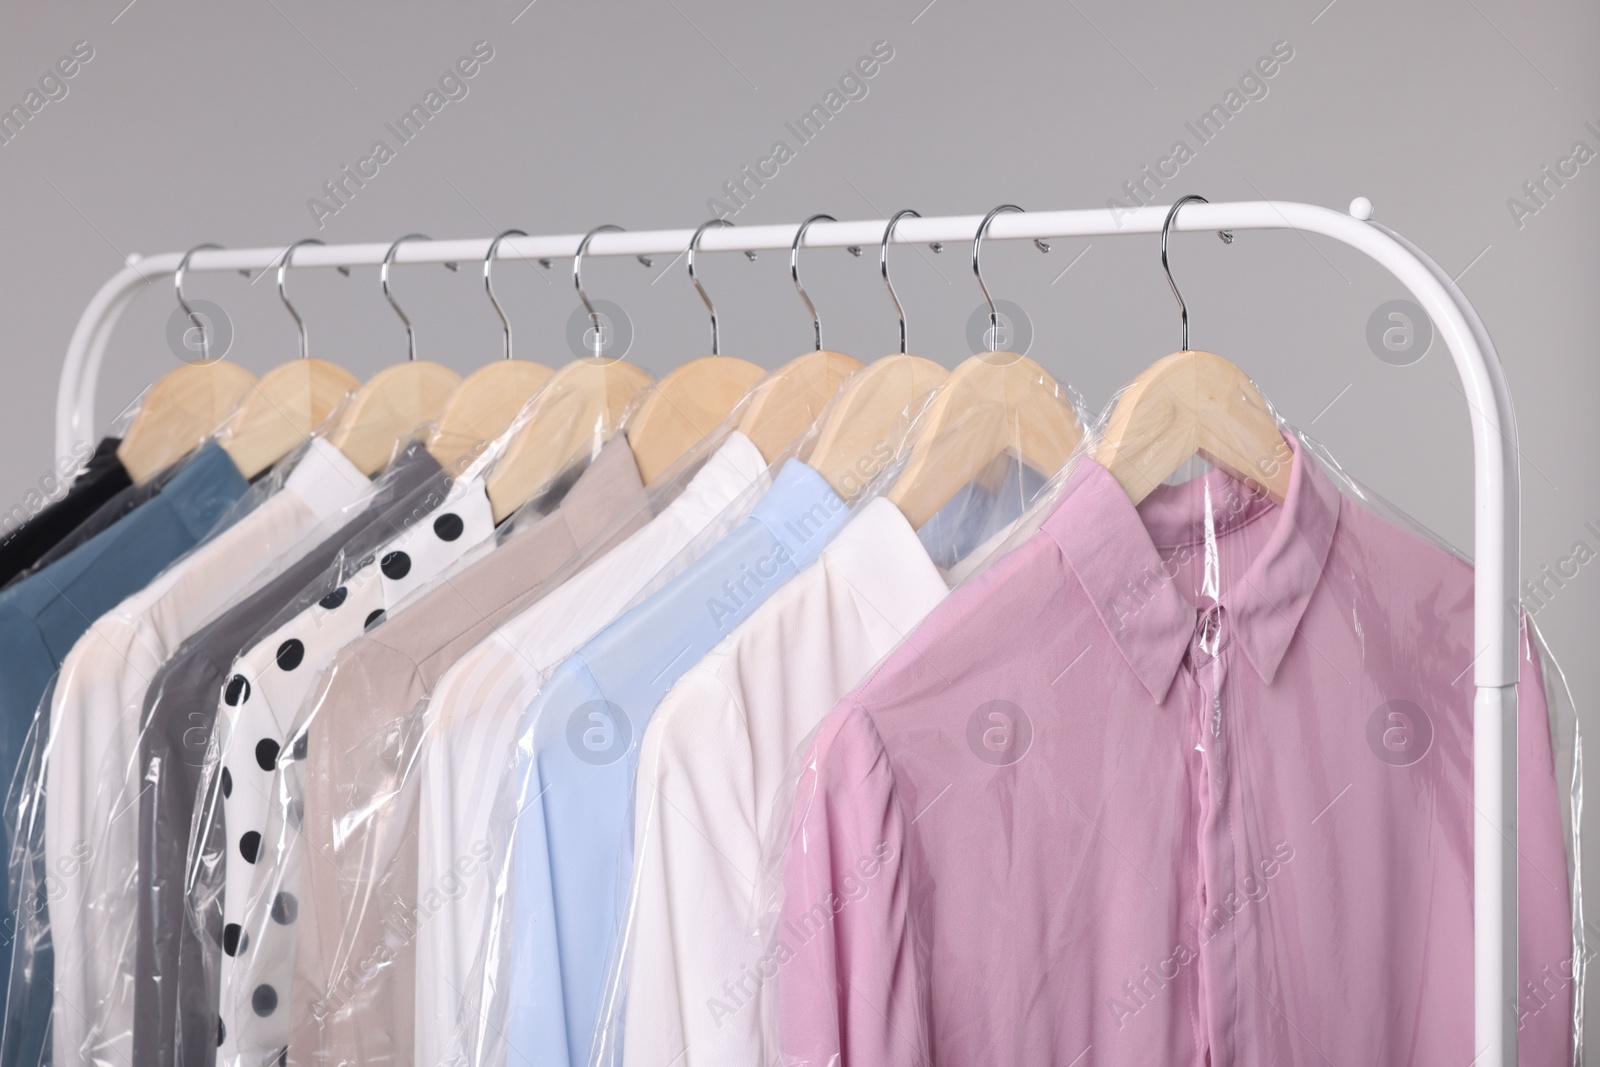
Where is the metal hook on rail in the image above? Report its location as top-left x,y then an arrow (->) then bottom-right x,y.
174,243 -> 223,364
790,214 -> 836,352
881,209 -> 921,355
1160,194 -> 1233,352
688,219 -> 735,355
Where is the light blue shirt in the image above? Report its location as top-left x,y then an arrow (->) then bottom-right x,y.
503,459 -> 849,1067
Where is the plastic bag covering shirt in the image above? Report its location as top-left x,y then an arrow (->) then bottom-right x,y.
0,440 -> 246,1067
612,496 -> 951,1067
500,458 -> 850,1067
18,440 -> 195,583
248,434 -> 646,1067
134,441 -> 440,1067
415,430 -> 768,1067
214,468 -> 498,1066
43,437 -> 371,1067
775,438 -> 1575,1066
0,436 -> 129,586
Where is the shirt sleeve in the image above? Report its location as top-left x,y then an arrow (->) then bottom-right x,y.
777,702 -> 928,1067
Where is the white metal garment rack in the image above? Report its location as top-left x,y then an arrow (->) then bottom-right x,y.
53,198 -> 1525,1065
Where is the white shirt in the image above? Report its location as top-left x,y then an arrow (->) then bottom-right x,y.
414,432 -> 766,1066
44,438 -> 370,1067
217,472 -> 497,1067
615,498 -> 950,1067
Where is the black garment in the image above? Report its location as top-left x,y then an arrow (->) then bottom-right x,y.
18,445 -> 196,583
133,443 -> 441,1067
0,438 -> 131,585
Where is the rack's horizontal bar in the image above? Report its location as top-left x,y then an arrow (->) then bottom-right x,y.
124,202 -> 1352,276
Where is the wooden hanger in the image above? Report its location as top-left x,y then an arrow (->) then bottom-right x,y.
886,207 -> 1083,528
430,362 -> 554,472
809,211 -> 949,496
810,354 -> 947,496
481,225 -> 657,522
1096,349 -> 1288,505
218,239 -> 360,479
325,235 -> 463,475
886,352 -> 1082,528
118,362 -> 259,484
221,360 -> 360,478
429,231 -> 555,472
484,356 -> 652,522
1096,197 -> 1290,506
118,244 -> 259,484
736,349 -> 860,461
327,362 -> 460,475
734,216 -> 862,461
627,357 -> 765,483
626,219 -> 765,483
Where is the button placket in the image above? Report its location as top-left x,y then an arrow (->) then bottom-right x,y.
1189,602 -> 1239,1065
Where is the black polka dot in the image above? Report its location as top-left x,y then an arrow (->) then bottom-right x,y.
364,609 -> 386,631
222,923 -> 248,956
319,586 -> 348,610
252,984 -> 278,1017
274,1048 -> 289,1067
217,1017 -> 225,1047
224,675 -> 250,706
255,738 -> 280,772
221,768 -> 232,798
239,831 -> 261,864
380,551 -> 412,580
274,639 -> 305,672
433,512 -> 464,541
271,892 -> 299,925
291,733 -> 308,760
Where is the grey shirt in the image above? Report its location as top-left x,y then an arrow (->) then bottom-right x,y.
132,442 -> 440,1067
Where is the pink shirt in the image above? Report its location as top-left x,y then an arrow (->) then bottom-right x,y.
778,438 -> 1572,1066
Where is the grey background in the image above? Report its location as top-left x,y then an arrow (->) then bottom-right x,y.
2,0 -> 1597,1041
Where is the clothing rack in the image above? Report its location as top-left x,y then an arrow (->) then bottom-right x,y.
53,198 -> 1524,1066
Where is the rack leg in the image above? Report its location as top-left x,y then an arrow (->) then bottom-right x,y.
1476,682 -> 1520,1066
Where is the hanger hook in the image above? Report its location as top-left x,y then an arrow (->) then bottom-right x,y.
175,243 -> 224,364
382,233 -> 439,361
1161,194 -> 1234,352
790,214 -> 835,352
688,218 -> 734,356
484,228 -> 528,361
972,205 -> 1023,353
277,238 -> 331,360
574,224 -> 625,360
881,209 -> 921,355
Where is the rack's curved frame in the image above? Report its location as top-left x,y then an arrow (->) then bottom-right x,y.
52,200 -> 1524,1065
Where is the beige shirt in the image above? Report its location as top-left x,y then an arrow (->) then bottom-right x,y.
274,437 -> 646,1067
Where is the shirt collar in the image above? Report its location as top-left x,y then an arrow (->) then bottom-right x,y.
545,434 -> 646,548
283,437 -> 372,523
751,459 -> 849,569
656,430 -> 767,530
167,441 -> 251,542
1043,434 -> 1340,701
823,496 -> 949,634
